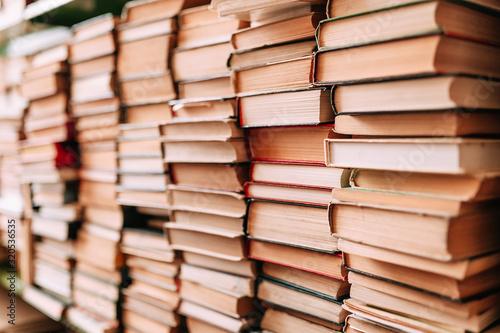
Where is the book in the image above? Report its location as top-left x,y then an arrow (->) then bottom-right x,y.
170,163 -> 248,192
121,0 -> 210,25
347,168 -> 500,201
338,238 -> 500,281
215,0 -> 327,19
128,266 -> 177,291
76,261 -> 122,285
28,44 -> 69,70
348,271 -> 500,329
20,74 -> 67,101
33,259 -> 73,299
23,61 -> 68,81
117,17 -> 177,43
117,137 -> 163,157
171,97 -> 236,118
122,228 -> 171,252
122,306 -> 178,331
117,34 -> 176,80
118,156 -> 166,173
32,182 -> 78,206
125,103 -> 173,124
185,317 -> 229,333
331,76 -> 500,114
73,267 -> 120,304
313,35 -> 500,84
245,182 -> 333,206
126,278 -> 180,309
179,280 -> 255,317
233,56 -> 313,95
31,215 -> 80,241
344,314 -> 406,333
345,252 -> 500,300
162,139 -> 249,163
169,210 -> 232,231
122,293 -> 180,328
331,202 -> 500,260
172,42 -> 232,81
178,300 -> 258,332
116,189 -> 170,208
75,111 -> 120,134
327,0 -> 500,18
24,124 -> 72,142
71,13 -> 118,43
332,187 -> 500,215
182,252 -> 257,278
72,289 -> 118,320
318,1 -> 500,50
248,124 -> 344,164
125,256 -> 180,278
178,4 -> 221,28
69,32 -> 116,64
80,149 -> 117,173
250,162 -> 349,188
160,118 -> 244,140
71,97 -> 120,118
121,245 -> 175,264
257,278 -> 348,324
120,72 -> 177,106
342,298 -> 465,333
229,39 -> 317,70
325,138 -> 500,174
177,189 -> 252,219
262,262 -> 350,299
79,180 -> 117,208
119,123 -> 161,138
118,173 -> 169,191
22,286 -> 66,321
180,263 -> 255,296
66,306 -> 119,333
230,13 -> 325,51
71,72 -> 116,104
349,289 -> 499,332
247,200 -> 338,252
334,111 -> 500,137
177,18 -> 249,50
250,3 -> 328,27
177,75 -> 233,99
239,88 -> 334,127
165,224 -> 245,260
27,92 -> 67,120
261,307 -> 343,333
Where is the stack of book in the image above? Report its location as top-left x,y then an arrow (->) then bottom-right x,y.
17,29 -> 83,323
65,14 -> 124,333
316,1 -> 500,332
214,0 -> 350,331
120,225 -> 180,333
0,54 -> 33,293
171,1 -> 242,117
164,3 -> 259,332
114,1 -> 207,332
115,0 -> 185,209
0,55 -> 27,222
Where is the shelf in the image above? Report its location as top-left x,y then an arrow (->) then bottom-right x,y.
0,0 -> 75,31
0,0 -> 75,45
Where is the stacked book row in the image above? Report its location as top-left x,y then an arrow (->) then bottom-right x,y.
316,0 -> 500,332
0,0 -> 499,332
